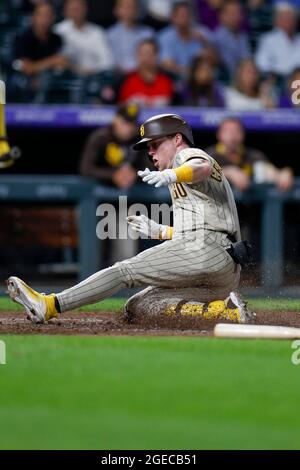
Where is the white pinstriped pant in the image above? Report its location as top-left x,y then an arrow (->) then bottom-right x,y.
56,231 -> 240,313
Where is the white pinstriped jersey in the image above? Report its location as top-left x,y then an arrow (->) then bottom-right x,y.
57,149 -> 241,312
171,148 -> 241,242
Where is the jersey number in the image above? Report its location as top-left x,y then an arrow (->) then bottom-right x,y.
172,183 -> 187,199
211,161 -> 222,182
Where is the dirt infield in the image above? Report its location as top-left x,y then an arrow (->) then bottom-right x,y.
0,309 -> 299,336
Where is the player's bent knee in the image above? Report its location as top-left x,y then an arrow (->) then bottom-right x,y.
123,287 -> 180,323
124,297 -> 135,323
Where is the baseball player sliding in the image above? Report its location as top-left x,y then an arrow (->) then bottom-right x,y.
7,114 -> 254,324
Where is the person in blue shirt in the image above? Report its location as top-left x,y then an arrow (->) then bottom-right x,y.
107,0 -> 154,74
272,0 -> 300,9
158,1 -> 214,80
214,0 -> 251,80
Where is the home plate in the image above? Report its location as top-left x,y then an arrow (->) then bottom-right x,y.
214,323 -> 300,339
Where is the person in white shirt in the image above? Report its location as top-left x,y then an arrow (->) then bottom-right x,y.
255,1 -> 300,77
224,58 -> 276,110
54,0 -> 114,76
142,0 -> 177,29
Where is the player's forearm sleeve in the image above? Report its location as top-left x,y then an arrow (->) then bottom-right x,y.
174,158 -> 211,183
174,165 -> 193,182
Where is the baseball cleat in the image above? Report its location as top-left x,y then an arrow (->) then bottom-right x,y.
6,276 -> 58,323
228,291 -> 256,324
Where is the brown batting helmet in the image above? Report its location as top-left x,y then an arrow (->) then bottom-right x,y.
133,113 -> 194,150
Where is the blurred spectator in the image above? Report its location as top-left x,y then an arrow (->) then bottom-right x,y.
80,103 -> 147,188
118,39 -> 174,107
214,0 -> 251,79
279,67 -> 300,107
13,2 -> 69,77
255,2 -> 300,77
194,0 -> 224,31
11,0 -> 63,13
10,0 -> 38,12
107,0 -> 154,74
158,1 -> 214,80
246,0 -> 273,49
54,0 -> 113,75
181,56 -> 225,106
224,58 -> 276,110
272,0 -> 300,8
195,0 -> 250,34
80,104 -> 149,264
142,0 -> 177,30
85,0 -> 116,28
206,118 -> 294,192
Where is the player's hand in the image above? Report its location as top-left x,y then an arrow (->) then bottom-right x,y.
127,214 -> 161,239
138,168 -> 177,187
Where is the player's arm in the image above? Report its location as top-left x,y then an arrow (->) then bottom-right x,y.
138,157 -> 212,187
127,215 -> 173,240
176,157 -> 212,184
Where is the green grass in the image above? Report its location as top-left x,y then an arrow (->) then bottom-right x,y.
0,296 -> 299,313
0,335 -> 299,449
248,298 -> 299,312
0,296 -> 125,312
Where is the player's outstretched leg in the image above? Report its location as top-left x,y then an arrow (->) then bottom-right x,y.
6,231 -> 249,323
124,286 -> 255,324
6,263 -> 130,323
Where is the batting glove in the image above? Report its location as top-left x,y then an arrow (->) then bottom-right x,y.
138,168 -> 177,188
127,214 -> 168,239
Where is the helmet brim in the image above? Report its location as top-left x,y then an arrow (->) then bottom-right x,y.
132,136 -> 161,151
133,131 -> 195,151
